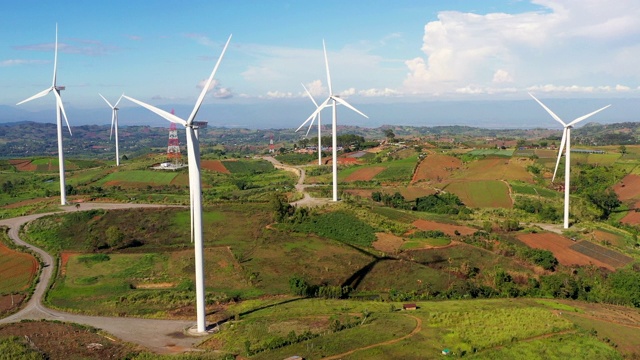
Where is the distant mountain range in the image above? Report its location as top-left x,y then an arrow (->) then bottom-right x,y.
1,118 -> 639,159
1,98 -> 637,130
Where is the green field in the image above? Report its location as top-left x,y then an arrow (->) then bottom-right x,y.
510,181 -> 560,199
446,180 -> 512,208
48,250 -> 255,315
196,298 -> 623,359
468,149 -> 515,157
373,155 -> 418,182
95,170 -> 179,187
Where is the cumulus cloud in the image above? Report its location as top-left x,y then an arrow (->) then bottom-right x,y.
196,78 -> 233,99
303,80 -> 326,98
265,91 -> 296,99
359,88 -> 401,97
404,0 -> 640,97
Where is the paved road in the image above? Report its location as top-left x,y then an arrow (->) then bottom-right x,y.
262,156 -> 332,207
0,203 -> 206,354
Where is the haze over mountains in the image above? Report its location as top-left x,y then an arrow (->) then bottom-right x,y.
1,97 -> 635,130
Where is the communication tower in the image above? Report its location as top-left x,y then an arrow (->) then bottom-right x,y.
167,109 -> 181,165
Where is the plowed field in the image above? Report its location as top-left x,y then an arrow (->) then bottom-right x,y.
412,219 -> 476,237
517,233 -> 615,270
0,242 -> 38,293
613,174 -> 640,201
345,167 -> 385,182
201,160 -> 230,173
412,153 -> 462,183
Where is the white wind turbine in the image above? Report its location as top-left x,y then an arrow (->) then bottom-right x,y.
529,93 -> 610,229
302,40 -> 368,201
99,94 -> 123,166
17,24 -> 71,205
123,34 -> 232,333
296,83 -> 326,165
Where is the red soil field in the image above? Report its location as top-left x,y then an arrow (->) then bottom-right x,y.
201,160 -> 230,173
9,159 -> 36,171
613,174 -> 640,201
345,167 -> 385,182
412,219 -> 476,237
0,242 -> 38,292
517,233 -> 615,271
463,157 -> 533,182
411,153 -> 462,183
621,201 -> 640,225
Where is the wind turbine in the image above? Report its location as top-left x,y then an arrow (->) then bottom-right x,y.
529,93 -> 610,229
123,34 -> 232,333
296,83 -> 325,165
99,94 -> 123,166
17,24 -> 71,205
302,40 -> 368,201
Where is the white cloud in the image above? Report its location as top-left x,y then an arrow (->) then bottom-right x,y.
339,88 -> 356,97
404,1 -> 640,97
359,88 -> 401,97
0,59 -> 48,67
303,80 -> 326,98
265,91 -> 295,99
196,78 -> 233,99
492,69 -> 513,83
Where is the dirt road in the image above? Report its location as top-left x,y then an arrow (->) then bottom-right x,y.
263,156 -> 332,207
0,203 -> 204,354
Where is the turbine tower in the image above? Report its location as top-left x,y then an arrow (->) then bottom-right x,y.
296,83 -> 325,165
167,110 -> 182,166
17,24 -> 71,205
529,93 -> 610,229
301,40 -> 368,201
99,94 -> 123,166
123,34 -> 231,333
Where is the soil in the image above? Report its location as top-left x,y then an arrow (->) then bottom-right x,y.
201,160 -> 230,174
0,294 -> 25,316
372,232 -> 404,253
411,152 -> 462,184
621,201 -> 640,224
0,321 -> 142,359
613,174 -> 640,201
517,233 -> 615,271
412,219 -> 476,237
9,159 -> 36,172
345,167 -> 385,182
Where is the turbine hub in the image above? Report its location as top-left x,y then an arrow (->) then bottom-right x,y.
55,86 -> 66,91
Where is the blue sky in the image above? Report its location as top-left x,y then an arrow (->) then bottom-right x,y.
2,0 -> 639,128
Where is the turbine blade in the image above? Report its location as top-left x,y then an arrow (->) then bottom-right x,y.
552,129 -> 567,182
122,95 -> 187,126
323,40 -> 333,95
301,83 -> 319,107
53,23 -> 58,87
16,88 -> 52,105
296,98 -> 330,132
567,104 -> 611,127
99,93 -> 113,108
333,96 -> 369,118
114,93 -> 124,108
54,90 -> 72,136
187,34 -> 232,125
110,111 -> 115,140
529,93 -> 566,127
305,115 -> 317,137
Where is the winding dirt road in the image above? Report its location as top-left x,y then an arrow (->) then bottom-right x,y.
0,203 -> 204,354
263,156 -> 332,207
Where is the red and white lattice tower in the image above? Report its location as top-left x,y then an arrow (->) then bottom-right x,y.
167,109 -> 181,165
269,134 -> 275,153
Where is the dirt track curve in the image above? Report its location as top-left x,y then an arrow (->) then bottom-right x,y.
262,155 -> 332,207
322,315 -> 422,360
0,203 -> 204,354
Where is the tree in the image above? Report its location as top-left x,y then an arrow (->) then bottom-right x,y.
619,145 -> 627,155
105,225 -> 126,248
587,189 -> 621,219
383,128 -> 396,142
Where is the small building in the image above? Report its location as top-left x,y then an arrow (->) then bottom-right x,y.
403,303 -> 417,311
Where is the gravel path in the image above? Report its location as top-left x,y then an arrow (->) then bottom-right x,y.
262,156 -> 332,207
0,203 -> 207,354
